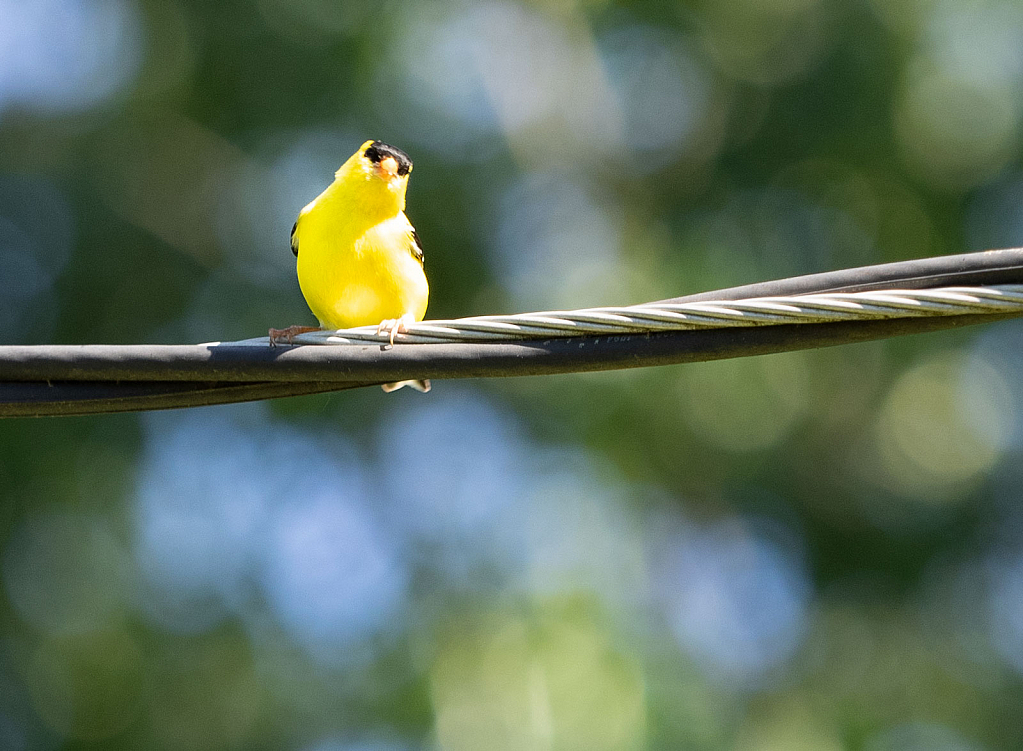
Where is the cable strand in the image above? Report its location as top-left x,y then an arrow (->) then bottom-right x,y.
234,284 -> 1023,347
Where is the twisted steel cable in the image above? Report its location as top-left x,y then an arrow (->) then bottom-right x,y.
237,285 -> 1023,346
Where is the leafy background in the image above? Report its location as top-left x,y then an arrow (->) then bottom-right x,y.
3,0 -> 1023,749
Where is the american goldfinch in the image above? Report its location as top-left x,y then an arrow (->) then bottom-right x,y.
270,140 -> 430,393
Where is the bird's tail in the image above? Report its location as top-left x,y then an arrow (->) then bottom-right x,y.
381,379 -> 431,393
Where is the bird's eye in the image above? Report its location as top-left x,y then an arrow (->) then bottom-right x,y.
364,143 -> 382,163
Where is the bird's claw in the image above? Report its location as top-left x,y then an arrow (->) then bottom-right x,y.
377,314 -> 415,347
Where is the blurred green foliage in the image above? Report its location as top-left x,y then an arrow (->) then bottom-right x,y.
3,0 -> 1023,749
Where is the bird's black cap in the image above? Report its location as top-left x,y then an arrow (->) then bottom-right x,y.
364,141 -> 412,176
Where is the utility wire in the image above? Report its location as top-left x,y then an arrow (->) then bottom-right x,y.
4,248 -> 1023,417
253,285 -> 1023,345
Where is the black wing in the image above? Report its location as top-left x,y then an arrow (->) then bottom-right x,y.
411,228 -> 424,266
290,220 -> 299,257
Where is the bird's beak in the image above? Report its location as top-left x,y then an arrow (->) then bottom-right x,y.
380,156 -> 399,179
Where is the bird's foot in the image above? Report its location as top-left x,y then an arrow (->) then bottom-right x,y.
381,379 -> 431,393
376,314 -> 416,347
268,325 -> 321,347
377,314 -> 426,393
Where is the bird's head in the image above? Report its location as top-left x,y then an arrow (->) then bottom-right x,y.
337,140 -> 413,208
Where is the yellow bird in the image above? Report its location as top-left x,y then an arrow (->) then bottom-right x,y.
270,140 -> 430,393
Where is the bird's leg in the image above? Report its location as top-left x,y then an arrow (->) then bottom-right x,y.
268,325 -> 321,346
376,313 -> 416,346
377,315 -> 428,393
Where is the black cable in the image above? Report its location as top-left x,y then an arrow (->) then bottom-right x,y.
3,311 -> 1018,417
0,380 -> 366,418
4,248 -> 1023,417
666,247 -> 1023,302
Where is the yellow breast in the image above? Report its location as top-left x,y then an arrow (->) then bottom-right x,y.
295,204 -> 428,331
